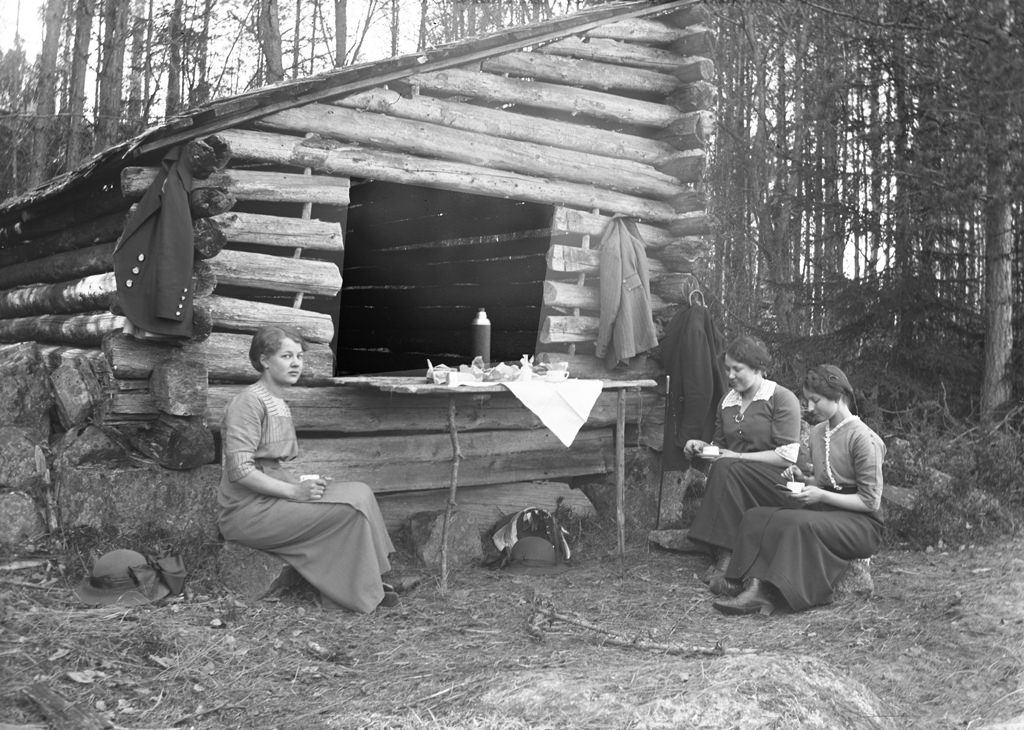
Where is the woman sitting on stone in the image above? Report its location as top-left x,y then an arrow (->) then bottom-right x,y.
218,325 -> 397,612
711,364 -> 886,615
681,335 -> 802,590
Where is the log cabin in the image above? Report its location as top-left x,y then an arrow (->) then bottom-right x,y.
0,0 -> 716,535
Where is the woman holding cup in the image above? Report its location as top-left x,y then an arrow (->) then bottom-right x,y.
711,364 -> 886,615
217,326 -> 397,612
682,335 -> 802,590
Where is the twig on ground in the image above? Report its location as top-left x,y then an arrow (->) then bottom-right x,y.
532,604 -> 744,657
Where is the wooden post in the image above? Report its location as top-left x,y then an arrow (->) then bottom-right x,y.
615,388 -> 627,558
440,397 -> 463,596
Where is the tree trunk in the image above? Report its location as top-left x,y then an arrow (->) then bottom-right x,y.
95,0 -> 129,150
334,0 -> 347,65
66,0 -> 96,167
165,0 -> 183,116
28,0 -> 65,187
981,161 -> 1013,418
260,0 -> 285,83
124,0 -> 147,135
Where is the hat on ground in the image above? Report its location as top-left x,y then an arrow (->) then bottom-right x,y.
504,536 -> 570,575
74,549 -> 171,606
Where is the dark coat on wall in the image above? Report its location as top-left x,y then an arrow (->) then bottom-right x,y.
113,146 -> 195,340
659,301 -> 726,470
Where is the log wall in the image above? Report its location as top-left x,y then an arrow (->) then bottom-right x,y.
0,3 -> 709,510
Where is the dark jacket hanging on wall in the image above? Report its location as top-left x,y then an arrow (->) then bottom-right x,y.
113,145 -> 195,340
659,301 -> 726,470
595,217 -> 659,369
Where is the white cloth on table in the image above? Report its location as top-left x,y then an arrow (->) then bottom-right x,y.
503,379 -> 604,447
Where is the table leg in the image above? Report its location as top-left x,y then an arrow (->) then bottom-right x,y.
615,388 -> 626,558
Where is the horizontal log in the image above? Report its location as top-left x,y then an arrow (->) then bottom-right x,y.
669,25 -> 717,58
104,381 -> 659,432
121,167 -> 351,206
669,81 -> 717,113
0,242 -> 114,291
656,240 -> 703,271
538,314 -> 600,343
204,294 -> 335,343
208,248 -> 342,298
334,87 -> 676,167
0,312 -> 125,347
669,211 -> 713,237
534,351 -> 662,380
185,134 -> 234,180
655,150 -> 707,181
218,129 -> 678,223
0,272 -> 115,319
481,51 -> 678,94
208,211 -> 344,251
651,272 -> 708,304
656,112 -> 716,151
256,103 -> 685,200
102,331 -> 335,382
537,36 -> 691,71
662,4 -> 713,29
409,68 -> 682,128
545,244 -> 666,277
35,343 -> 109,371
669,57 -> 716,85
189,188 -> 238,217
376,481 -> 595,533
5,187 -> 131,240
0,210 -> 127,268
549,207 -> 673,246
669,190 -> 707,213
585,17 -> 687,44
191,218 -> 228,259
543,279 -> 668,312
296,427 -> 614,493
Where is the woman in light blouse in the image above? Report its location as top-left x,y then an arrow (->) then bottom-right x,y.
218,326 -> 396,612
711,364 -> 886,615
682,335 -> 803,590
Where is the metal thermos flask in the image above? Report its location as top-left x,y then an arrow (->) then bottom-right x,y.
471,308 -> 491,366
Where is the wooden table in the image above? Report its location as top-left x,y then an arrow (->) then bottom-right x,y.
339,376 -> 657,586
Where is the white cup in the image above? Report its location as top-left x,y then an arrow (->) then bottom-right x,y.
701,445 -> 720,457
786,481 -> 805,493
300,474 -> 320,482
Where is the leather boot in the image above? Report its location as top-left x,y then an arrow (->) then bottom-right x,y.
712,578 -> 776,616
700,550 -> 732,584
708,574 -> 743,597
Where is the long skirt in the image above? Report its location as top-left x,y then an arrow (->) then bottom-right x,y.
219,481 -> 395,613
725,506 -> 883,611
686,458 -> 792,552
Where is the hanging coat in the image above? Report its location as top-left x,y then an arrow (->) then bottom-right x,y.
595,217 -> 659,368
113,145 -> 195,340
659,301 -> 726,470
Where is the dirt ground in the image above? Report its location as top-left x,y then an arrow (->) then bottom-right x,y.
2,526 -> 1022,730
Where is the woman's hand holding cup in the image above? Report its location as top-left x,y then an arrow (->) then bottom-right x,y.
298,474 -> 328,501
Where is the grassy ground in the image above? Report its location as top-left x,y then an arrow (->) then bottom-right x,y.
2,520 -> 1022,729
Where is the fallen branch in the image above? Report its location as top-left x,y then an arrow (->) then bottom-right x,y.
531,604 -> 744,657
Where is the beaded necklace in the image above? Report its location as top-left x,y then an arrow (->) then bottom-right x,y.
823,415 -> 856,489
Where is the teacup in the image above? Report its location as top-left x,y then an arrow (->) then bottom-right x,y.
701,445 -> 720,457
785,481 -> 805,493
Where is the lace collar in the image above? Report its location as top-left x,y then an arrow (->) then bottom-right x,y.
721,379 -> 777,409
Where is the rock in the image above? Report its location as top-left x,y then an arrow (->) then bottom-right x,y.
57,463 -> 220,546
833,557 -> 874,600
0,426 -> 49,495
0,342 -> 53,441
215,541 -> 303,600
883,483 -> 918,511
0,491 -> 46,550
647,528 -> 706,554
51,425 -> 131,471
408,509 -> 483,569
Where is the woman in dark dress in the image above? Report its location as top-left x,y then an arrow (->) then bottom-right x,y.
682,336 -> 803,589
711,365 -> 886,615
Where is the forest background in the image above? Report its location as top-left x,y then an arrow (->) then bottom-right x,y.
0,0 -> 1022,543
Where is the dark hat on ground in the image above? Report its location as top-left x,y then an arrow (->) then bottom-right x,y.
504,536 -> 570,575
74,549 -> 170,606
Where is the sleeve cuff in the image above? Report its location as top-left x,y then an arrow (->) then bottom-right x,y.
774,443 -> 800,463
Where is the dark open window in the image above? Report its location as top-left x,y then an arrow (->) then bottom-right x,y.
336,182 -> 552,375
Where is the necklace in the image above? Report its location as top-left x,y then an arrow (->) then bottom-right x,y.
823,415 -> 856,489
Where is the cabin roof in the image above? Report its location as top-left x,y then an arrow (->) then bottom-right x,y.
0,0 -> 696,225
